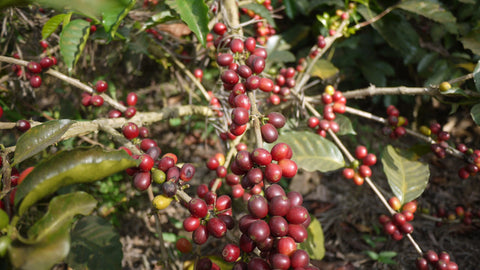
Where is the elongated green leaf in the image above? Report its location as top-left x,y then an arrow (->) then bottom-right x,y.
13,119 -> 75,166
473,61 -> 480,92
396,0 -> 456,24
459,28 -> 480,56
59,19 -> 90,72
9,222 -> 70,270
471,104 -> 480,125
266,131 -> 345,172
298,217 -> 324,260
267,50 -> 296,64
42,13 -> 67,40
166,0 -> 208,47
102,0 -> 136,37
0,209 -> 8,230
15,146 -> 138,216
66,216 -> 122,270
381,145 -> 429,204
240,3 -> 276,27
310,59 -> 339,79
27,192 -> 97,243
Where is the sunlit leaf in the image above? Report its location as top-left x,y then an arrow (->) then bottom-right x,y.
59,19 -> 90,72
396,0 -> 456,24
15,146 -> 138,216
166,0 -> 209,47
335,114 -> 356,135
381,145 -> 429,204
298,217 -> 325,260
27,192 -> 97,243
66,216 -> 122,270
9,222 -> 70,270
471,104 -> 480,125
13,119 -> 75,166
41,13 -> 68,40
267,50 -> 296,64
101,0 -> 136,37
310,59 -> 339,79
266,131 -> 345,172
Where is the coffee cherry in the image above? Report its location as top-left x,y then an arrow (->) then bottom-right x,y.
30,75 -> 42,88
244,37 -> 256,52
358,165 -> 372,178
213,22 -> 227,35
415,257 -> 429,270
139,154 -> 155,172
40,40 -> 49,49
207,217 -> 227,238
259,77 -> 274,92
342,168 -> 355,179
291,249 -> 310,268
286,205 -> 308,224
267,112 -> 286,129
269,195 -> 291,216
287,191 -> 303,207
124,106 -> 136,118
399,222 -> 413,234
221,70 -> 239,85
270,253 -> 291,270
425,250 -> 439,264
122,122 -> 139,140
277,236 -> 297,256
39,57 -> 54,69
264,163 -> 282,183
27,61 -> 42,73
232,107 -> 250,125
235,150 -> 253,171
126,92 -> 138,106
192,224 -> 209,245
217,53 -> 233,66
383,221 -> 396,235
189,198 -> 208,218
265,184 -> 286,200
248,195 -> 268,218
162,180 -> 177,197
176,238 -> 192,253
288,224 -> 308,243
308,117 -> 319,128
222,244 -> 240,262
194,68 -> 203,81
230,38 -> 244,53
391,229 -> 403,240
91,95 -> 104,107
152,194 -> 172,210
439,81 -> 451,92
269,216 -> 289,237
133,172 -> 151,191
271,143 -> 293,161
430,123 -> 441,135
438,251 -> 450,263
16,120 -> 31,132
248,219 -> 270,242
389,197 -> 401,211
278,159 -> 297,178
234,94 -> 251,110
251,148 -> 272,166
95,80 -> 108,93
355,145 -> 368,159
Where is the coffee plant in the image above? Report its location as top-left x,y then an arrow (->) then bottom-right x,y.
1,0 -> 479,269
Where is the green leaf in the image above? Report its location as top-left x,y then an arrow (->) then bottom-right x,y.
66,216 -> 122,270
284,0 -> 296,19
298,217 -> 325,260
310,59 -> 339,80
266,131 -> 345,172
459,28 -> 480,56
101,0 -> 136,37
396,0 -> 456,24
473,61 -> 480,92
381,145 -> 430,204
240,3 -> 276,27
9,222 -> 71,270
27,192 -> 97,243
379,251 -> 397,259
365,250 -> 379,260
59,19 -> 90,72
166,0 -> 209,47
15,146 -> 138,216
335,114 -> 356,135
471,103 -> 480,125
0,209 -> 8,230
42,13 -> 68,40
267,50 -> 296,64
13,119 -> 75,166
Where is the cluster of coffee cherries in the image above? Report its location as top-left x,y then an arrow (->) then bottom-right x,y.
11,52 -> 57,88
240,0 -> 275,45
268,67 -> 299,106
341,145 -> 376,185
433,205 -> 479,227
455,144 -> 480,180
381,105 -> 408,139
415,250 -> 458,270
307,85 -> 346,137
379,198 -> 417,241
218,183 -> 316,269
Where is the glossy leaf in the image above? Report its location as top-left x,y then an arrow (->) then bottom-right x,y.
396,0 -> 456,24
9,222 -> 70,270
102,0 -> 135,37
66,216 -> 122,270
241,3 -> 276,27
381,145 -> 429,204
13,119 -> 75,166
471,104 -> 480,125
15,146 -> 138,216
27,192 -> 97,243
41,13 -> 68,40
166,0 -> 209,47
266,131 -> 345,172
298,217 -> 325,260
473,61 -> 480,92
267,50 -> 296,64
59,19 -> 90,72
310,59 -> 339,80
335,114 -> 356,135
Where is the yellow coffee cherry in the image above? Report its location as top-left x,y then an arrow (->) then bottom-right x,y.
419,125 -> 431,136
325,85 -> 335,95
152,195 -> 173,210
439,81 -> 451,92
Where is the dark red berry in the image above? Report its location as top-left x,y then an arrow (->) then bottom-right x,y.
30,75 -> 42,88
122,122 -> 139,140
95,80 -> 108,93
16,120 -> 31,132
